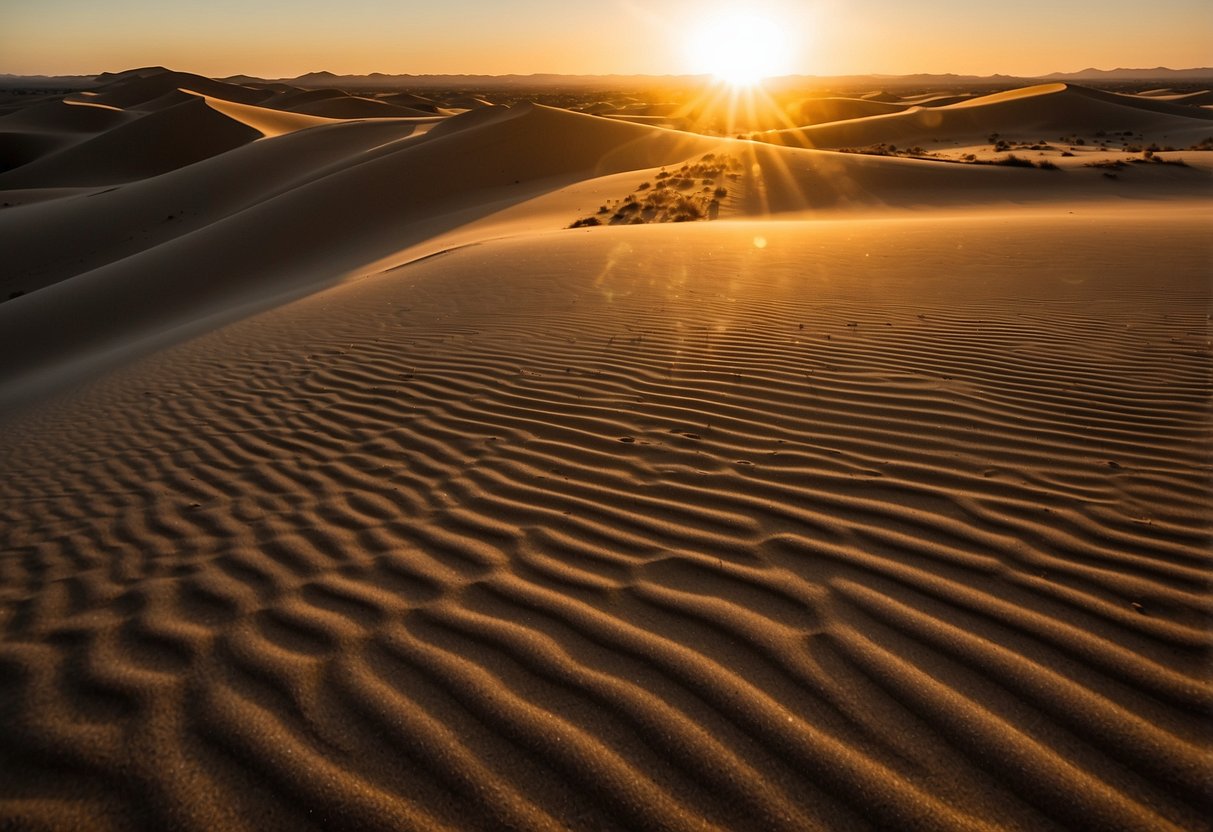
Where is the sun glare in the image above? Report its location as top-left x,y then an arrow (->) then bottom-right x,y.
687,12 -> 791,87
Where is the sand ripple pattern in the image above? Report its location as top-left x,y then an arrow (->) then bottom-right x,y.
1,220 -> 1210,830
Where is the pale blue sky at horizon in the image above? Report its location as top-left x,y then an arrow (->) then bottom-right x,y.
4,0 -> 1210,78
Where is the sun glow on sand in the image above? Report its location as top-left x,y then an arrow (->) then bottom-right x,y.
686,12 -> 792,87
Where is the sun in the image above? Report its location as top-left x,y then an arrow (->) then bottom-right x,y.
686,12 -> 791,87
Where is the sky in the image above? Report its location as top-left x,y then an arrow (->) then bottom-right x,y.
3,0 -> 1210,78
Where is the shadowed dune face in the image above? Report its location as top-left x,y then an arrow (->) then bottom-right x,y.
0,68 -> 480,191
0,218 -> 1209,831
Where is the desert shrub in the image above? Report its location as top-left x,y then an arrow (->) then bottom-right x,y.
597,205 -> 609,214
570,217 -> 601,228
637,182 -> 651,190
1035,160 -> 1060,170
992,154 -> 1035,167
656,170 -> 670,179
714,187 -> 728,198
1060,151 -> 1075,157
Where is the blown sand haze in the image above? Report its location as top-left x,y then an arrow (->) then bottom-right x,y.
0,66 -> 1210,830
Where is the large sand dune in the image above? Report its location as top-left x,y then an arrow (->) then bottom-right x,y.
762,83 -> 1213,149
1,68 -> 1210,831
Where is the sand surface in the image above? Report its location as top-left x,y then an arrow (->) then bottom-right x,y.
1,69 -> 1211,830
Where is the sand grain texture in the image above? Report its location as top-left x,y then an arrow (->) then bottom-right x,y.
2,215 -> 1211,830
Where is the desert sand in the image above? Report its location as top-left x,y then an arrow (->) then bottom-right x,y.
0,67 -> 1210,830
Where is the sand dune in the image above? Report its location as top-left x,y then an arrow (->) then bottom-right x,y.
764,82 -> 1213,149
0,99 -> 138,172
0,105 -> 719,396
1,213 -> 1209,830
261,87 -> 352,109
1,70 -> 1210,831
288,95 -> 436,119
0,113 -> 428,299
795,96 -> 909,124
86,69 -> 274,110
0,68 -> 500,190
379,91 -> 440,112
3,97 -> 134,133
0,95 -> 266,188
1125,89 -> 1213,106
3,96 -> 1210,392
197,93 -> 342,138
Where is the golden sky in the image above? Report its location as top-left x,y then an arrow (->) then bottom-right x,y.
3,0 -> 1210,78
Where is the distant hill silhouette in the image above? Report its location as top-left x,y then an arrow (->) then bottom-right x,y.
1043,67 -> 1213,81
4,66 -> 1212,91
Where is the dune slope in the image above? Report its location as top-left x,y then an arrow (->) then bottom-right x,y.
0,96 -> 262,188
0,105 -> 725,399
0,214 -> 1209,831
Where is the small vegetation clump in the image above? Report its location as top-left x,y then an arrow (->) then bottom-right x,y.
989,154 -> 1036,168
567,154 -> 741,229
1085,159 -> 1129,170
962,154 -> 1062,170
837,143 -> 936,159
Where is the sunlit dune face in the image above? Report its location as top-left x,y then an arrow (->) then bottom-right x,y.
686,12 -> 791,88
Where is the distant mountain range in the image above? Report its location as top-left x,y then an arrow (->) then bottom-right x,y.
227,68 -> 1213,90
3,66 -> 1212,91
1042,67 -> 1213,81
